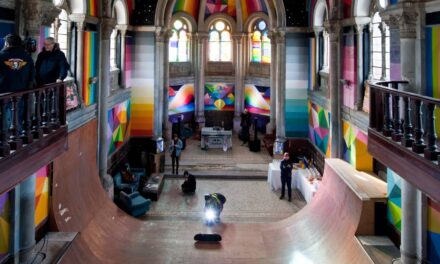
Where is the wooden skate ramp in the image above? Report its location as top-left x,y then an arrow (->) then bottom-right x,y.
52,121 -> 377,263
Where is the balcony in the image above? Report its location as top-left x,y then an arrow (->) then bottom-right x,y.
0,83 -> 68,194
368,81 -> 440,201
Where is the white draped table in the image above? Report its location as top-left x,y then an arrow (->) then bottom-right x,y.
267,161 -> 321,203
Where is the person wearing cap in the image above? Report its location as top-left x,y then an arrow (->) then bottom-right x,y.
280,152 -> 293,201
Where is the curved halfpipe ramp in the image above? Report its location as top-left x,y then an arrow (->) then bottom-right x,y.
52,121 -> 378,263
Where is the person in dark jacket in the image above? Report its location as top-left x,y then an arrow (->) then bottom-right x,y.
35,37 -> 68,85
240,109 -> 251,145
181,170 -> 196,194
280,152 -> 293,201
0,34 -> 35,93
0,34 -> 35,132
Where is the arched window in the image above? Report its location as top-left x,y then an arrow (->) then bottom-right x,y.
50,9 -> 69,58
209,20 -> 232,62
169,19 -> 189,62
110,29 -> 118,68
251,20 -> 270,63
371,12 -> 390,79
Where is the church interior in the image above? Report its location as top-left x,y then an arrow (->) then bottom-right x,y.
0,0 -> 439,263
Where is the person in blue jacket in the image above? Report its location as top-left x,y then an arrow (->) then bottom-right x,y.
169,133 -> 183,175
35,37 -> 68,85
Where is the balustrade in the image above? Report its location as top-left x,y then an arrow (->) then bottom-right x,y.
369,80 -> 440,164
0,82 -> 66,158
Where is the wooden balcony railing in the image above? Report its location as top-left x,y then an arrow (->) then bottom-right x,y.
0,82 -> 67,193
368,81 -> 440,201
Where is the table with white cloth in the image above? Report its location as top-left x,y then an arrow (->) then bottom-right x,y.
200,127 -> 232,150
267,161 -> 321,203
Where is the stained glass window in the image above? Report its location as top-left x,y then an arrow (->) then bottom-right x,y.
209,21 -> 232,62
169,19 -> 189,62
251,20 -> 270,63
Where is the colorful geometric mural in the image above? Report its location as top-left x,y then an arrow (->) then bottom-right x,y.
342,32 -> 357,109
308,101 -> 331,157
130,32 -> 154,137
426,25 -> 440,135
168,84 -> 195,122
241,0 -> 268,22
205,0 -> 236,19
428,199 -> 440,263
107,100 -> 131,155
83,31 -> 98,106
0,192 -> 10,262
35,166 -> 49,228
342,121 -> 373,171
387,169 -> 402,232
244,84 -> 270,116
174,0 -> 200,19
285,34 -> 309,137
204,83 -> 235,111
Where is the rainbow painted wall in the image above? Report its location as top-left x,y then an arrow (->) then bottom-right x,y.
309,101 -> 331,157
83,31 -> 98,106
205,0 -> 236,18
174,0 -> 200,19
428,199 -> 440,263
87,0 -> 98,17
342,121 -> 373,171
285,34 -> 310,137
342,31 -> 357,109
108,100 -> 131,155
240,0 -> 267,22
35,166 -> 49,228
130,32 -> 155,137
125,34 -> 133,88
387,169 -> 402,232
0,192 -> 10,262
426,25 -> 440,135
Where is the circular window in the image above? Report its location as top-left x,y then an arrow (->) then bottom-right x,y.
215,21 -> 225,31
174,20 -> 183,30
258,20 -> 266,31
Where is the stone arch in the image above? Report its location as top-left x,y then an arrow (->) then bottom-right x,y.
170,11 -> 198,32
203,13 -> 237,33
313,0 -> 328,27
67,0 -> 87,14
244,12 -> 270,33
353,0 -> 371,17
112,0 -> 129,25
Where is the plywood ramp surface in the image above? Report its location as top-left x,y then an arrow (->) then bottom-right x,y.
52,121 -> 373,264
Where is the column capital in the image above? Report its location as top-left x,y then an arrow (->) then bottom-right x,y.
325,21 -> 341,42
195,32 -> 209,43
100,17 -> 116,40
155,27 -> 172,43
232,33 -> 246,43
396,9 -> 418,38
116,24 -> 128,32
269,29 -> 285,44
23,0 -> 61,35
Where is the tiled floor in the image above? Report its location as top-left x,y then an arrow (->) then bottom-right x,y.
141,179 -> 306,223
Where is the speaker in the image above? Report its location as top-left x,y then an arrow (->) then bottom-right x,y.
249,139 -> 261,152
194,233 -> 222,242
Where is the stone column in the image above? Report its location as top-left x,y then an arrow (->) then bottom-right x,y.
233,33 -> 244,133
355,23 -> 366,110
313,27 -> 324,90
69,16 -> 86,100
195,32 -> 208,128
266,31 -> 277,134
97,17 -> 116,180
275,30 -> 286,141
18,175 -> 36,262
398,9 -> 418,93
162,30 -> 171,140
118,25 -> 128,88
154,28 -> 168,138
326,21 -> 342,158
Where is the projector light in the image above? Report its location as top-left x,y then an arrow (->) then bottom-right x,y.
205,209 -> 216,222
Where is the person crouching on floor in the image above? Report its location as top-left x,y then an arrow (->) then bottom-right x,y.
181,170 -> 196,194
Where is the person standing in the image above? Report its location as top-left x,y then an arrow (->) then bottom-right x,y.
280,152 -> 293,201
169,133 -> 183,175
240,109 -> 251,145
0,34 -> 35,131
35,37 -> 68,85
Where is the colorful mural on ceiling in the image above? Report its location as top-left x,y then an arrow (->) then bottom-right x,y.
241,0 -> 267,22
35,166 -> 50,228
87,0 -> 98,17
309,101 -> 331,157
428,199 -> 440,263
174,0 -> 200,19
0,192 -> 10,262
107,100 -> 131,156
387,169 -> 401,232
205,0 -> 236,19
342,121 -> 373,171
